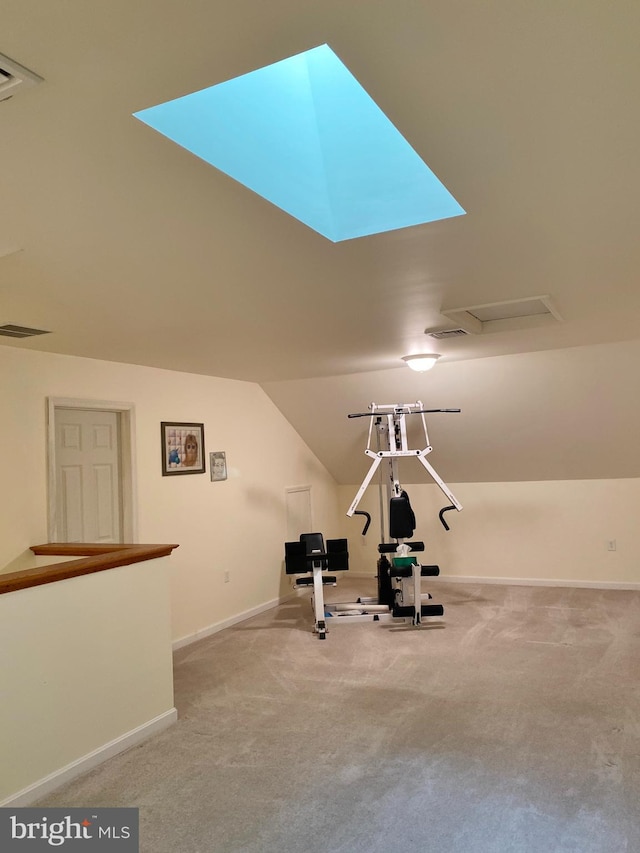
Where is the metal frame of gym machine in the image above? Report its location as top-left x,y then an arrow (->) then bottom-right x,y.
322,400 -> 463,632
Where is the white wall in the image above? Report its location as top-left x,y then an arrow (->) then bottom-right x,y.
339,480 -> 640,587
0,345 -> 340,642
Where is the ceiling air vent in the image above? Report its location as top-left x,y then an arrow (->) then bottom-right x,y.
440,295 -> 563,336
0,52 -> 43,102
0,324 -> 50,338
426,328 -> 469,340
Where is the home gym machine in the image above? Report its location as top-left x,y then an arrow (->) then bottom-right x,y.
284,401 -> 462,638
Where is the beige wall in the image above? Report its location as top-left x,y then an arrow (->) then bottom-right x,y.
0,345 -> 340,642
262,339 -> 640,486
339,480 -> 640,586
0,557 -> 175,804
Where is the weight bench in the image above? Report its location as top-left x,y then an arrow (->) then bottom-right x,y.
285,533 -> 349,639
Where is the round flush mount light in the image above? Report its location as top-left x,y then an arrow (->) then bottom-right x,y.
401,353 -> 441,372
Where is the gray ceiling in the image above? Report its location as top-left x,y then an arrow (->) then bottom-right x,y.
2,1 -> 639,484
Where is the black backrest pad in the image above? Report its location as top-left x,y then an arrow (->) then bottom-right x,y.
389,490 -> 416,539
300,533 -> 327,569
300,532 -> 325,554
300,532 -> 326,571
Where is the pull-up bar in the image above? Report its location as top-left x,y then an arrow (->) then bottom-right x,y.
347,400 -> 462,531
348,408 -> 461,418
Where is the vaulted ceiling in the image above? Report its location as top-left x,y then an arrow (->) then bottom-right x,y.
2,1 -> 639,483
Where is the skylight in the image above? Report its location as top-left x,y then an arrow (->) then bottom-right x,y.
134,44 -> 465,242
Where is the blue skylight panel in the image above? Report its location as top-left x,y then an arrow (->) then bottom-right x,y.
134,45 -> 465,241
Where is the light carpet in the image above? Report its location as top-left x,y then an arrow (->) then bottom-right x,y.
37,578 -> 640,852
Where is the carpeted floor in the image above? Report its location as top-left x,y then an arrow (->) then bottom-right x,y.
37,577 -> 640,852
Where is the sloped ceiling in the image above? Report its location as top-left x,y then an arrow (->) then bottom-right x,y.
262,339 -> 640,485
1,1 -> 639,483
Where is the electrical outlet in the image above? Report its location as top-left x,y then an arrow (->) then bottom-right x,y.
224,570 -> 230,583
607,540 -> 617,552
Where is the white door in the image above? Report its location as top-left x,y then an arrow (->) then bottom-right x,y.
286,486 -> 312,541
54,408 -> 123,543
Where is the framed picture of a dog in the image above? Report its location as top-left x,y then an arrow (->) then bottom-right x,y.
161,422 -> 206,475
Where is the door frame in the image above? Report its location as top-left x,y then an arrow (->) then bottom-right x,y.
47,397 -> 138,543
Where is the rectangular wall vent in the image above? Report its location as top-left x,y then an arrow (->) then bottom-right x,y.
0,324 -> 50,338
426,328 -> 470,340
0,52 -> 43,101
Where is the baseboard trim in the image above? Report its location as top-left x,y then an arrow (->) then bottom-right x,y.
173,579 -> 377,649
173,592 -> 298,650
1,708 -> 178,807
174,572 -> 640,653
436,574 -> 640,590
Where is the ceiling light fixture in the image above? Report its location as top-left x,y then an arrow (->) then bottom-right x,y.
401,353 -> 441,372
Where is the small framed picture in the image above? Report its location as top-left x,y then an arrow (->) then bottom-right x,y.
210,451 -> 227,482
161,422 -> 205,475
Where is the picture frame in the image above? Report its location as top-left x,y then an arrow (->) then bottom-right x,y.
210,451 -> 228,482
161,422 -> 205,475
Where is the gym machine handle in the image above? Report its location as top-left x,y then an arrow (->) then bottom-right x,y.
438,505 -> 457,531
353,510 -> 371,535
348,408 -> 460,418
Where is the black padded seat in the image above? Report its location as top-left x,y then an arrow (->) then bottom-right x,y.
378,541 -> 424,554
295,576 -> 337,586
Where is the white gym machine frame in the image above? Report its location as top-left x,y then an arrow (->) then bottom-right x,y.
347,400 -> 462,526
299,401 -> 463,636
